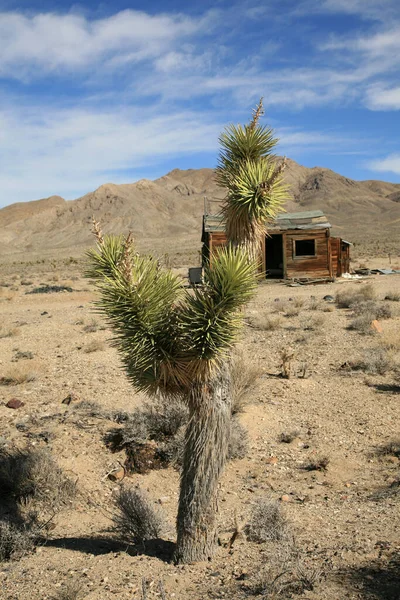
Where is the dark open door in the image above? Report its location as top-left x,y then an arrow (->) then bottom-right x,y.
265,234 -> 284,278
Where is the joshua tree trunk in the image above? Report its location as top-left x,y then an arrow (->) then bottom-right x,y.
174,366 -> 231,564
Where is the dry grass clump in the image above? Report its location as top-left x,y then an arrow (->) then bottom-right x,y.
12,350 -> 34,361
0,448 -> 76,510
308,297 -> 321,311
84,339 -> 105,353
245,498 -> 289,543
105,391 -> 250,470
284,304 -> 301,318
251,547 -> 322,598
0,364 -> 38,385
230,351 -> 262,415
0,289 -> 16,302
228,418 -> 249,460
350,299 -> 392,320
52,580 -> 84,600
0,326 -> 19,339
280,347 -> 295,379
384,291 -> 400,302
379,330 -> 400,351
111,486 -> 166,544
251,314 -> 282,331
348,314 -> 377,335
292,297 -> 305,309
272,300 -> 287,313
82,318 -> 100,333
304,455 -> 330,472
279,430 -> 300,444
352,348 -> 395,375
336,283 -> 376,308
375,440 -> 400,459
104,397 -> 189,465
0,521 -> 37,562
301,314 -> 325,331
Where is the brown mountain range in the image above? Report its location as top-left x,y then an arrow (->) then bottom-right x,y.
1,159 -> 399,262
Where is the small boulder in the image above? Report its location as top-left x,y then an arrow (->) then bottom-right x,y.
108,467 -> 125,481
371,320 -> 383,333
6,398 -> 24,409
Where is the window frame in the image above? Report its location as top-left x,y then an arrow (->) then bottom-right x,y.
293,238 -> 317,259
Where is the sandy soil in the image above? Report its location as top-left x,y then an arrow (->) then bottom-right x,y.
0,258 -> 399,600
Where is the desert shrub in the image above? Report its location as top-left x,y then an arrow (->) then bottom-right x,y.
280,347 -> 295,379
27,285 -> 73,294
293,297 -> 305,308
301,314 -> 325,331
284,304 -> 300,318
251,314 -> 282,331
84,339 -> 105,353
272,299 -> 287,313
111,486 -> 166,544
308,297 -> 321,311
228,418 -> 249,459
245,498 -> 288,543
142,398 -> 189,440
12,350 -> 34,361
279,430 -> 300,444
52,580 -> 84,600
350,299 -> 392,320
375,440 -> 400,458
384,291 -> 400,302
379,330 -> 400,351
336,283 -> 376,308
0,521 -> 36,562
251,548 -> 322,598
304,456 -> 330,471
82,319 -> 100,333
0,327 -> 19,339
230,351 -> 262,415
0,448 -> 76,509
351,348 -> 395,375
0,364 -> 37,385
348,314 -> 377,335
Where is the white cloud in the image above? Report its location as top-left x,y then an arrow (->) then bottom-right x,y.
304,0 -> 398,20
365,85 -> 400,110
0,103 -> 221,206
0,9 -> 209,80
368,154 -> 400,175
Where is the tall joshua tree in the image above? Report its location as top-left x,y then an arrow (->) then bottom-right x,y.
216,98 -> 288,259
86,101 -> 288,564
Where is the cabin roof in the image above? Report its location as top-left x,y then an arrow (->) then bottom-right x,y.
203,210 -> 331,233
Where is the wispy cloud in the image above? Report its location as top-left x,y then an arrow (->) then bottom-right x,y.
0,102 -> 221,202
368,154 -> 400,175
0,9 -> 212,80
365,85 -> 400,110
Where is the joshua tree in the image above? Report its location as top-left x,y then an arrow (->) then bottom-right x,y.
216,98 -> 288,260
86,231 -> 257,562
86,100 -> 288,563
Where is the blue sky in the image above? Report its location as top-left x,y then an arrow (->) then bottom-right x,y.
1,0 -> 400,207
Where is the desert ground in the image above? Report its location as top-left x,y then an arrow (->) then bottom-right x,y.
0,252 -> 399,600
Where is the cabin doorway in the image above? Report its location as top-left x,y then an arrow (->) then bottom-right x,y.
265,234 -> 284,278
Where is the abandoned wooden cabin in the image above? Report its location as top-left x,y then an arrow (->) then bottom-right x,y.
202,210 -> 351,280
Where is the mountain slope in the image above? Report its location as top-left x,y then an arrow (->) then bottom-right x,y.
1,159 -> 399,260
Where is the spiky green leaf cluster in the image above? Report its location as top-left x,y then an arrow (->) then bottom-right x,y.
86,237 -> 256,395
223,159 -> 289,245
215,123 -> 278,190
215,102 -> 289,248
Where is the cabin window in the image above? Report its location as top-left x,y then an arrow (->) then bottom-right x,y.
294,239 -> 316,257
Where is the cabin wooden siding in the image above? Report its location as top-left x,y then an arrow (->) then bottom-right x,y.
285,229 -> 331,279
202,211 -> 351,279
